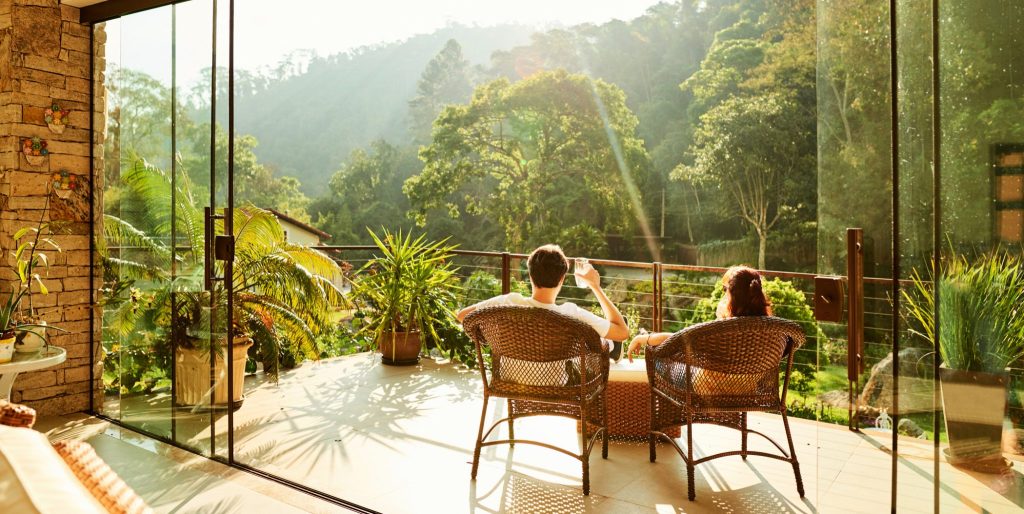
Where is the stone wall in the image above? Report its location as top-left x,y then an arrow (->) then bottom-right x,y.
0,0 -> 104,416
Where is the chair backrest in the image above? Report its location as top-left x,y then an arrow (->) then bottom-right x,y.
463,306 -> 605,388
659,316 -> 805,375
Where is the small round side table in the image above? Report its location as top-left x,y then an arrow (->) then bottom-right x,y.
0,347 -> 67,401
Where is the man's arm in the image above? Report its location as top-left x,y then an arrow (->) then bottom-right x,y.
578,266 -> 628,341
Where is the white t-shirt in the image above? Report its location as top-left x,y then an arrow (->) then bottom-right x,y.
470,293 -> 612,339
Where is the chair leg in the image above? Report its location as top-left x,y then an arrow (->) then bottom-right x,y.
781,410 -> 805,497
686,414 -> 695,501
471,394 -> 489,480
649,390 -> 657,463
601,393 -> 609,459
507,399 -> 515,448
741,412 -> 748,461
581,401 -> 591,495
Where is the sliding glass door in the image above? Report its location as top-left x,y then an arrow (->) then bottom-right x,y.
99,0 -> 232,458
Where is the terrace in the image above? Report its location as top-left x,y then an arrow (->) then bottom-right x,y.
83,251 -> 1024,512
38,352 -> 1023,513
2,1 -> 1024,513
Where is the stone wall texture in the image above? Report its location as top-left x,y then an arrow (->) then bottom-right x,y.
0,0 -> 104,416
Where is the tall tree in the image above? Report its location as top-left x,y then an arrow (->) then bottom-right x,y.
405,70 -> 652,253
408,39 -> 475,143
676,93 -> 814,269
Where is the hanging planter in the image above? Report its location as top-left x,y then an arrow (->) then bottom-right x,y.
52,170 -> 79,199
21,137 -> 49,166
44,103 -> 70,134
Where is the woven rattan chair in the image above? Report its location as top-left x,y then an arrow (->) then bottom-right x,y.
645,316 -> 806,501
463,306 -> 610,495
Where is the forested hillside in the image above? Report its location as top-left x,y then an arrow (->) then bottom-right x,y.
109,0 -> 827,269
231,24 -> 536,194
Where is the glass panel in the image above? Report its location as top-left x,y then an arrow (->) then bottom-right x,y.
895,1 -> 938,511
816,0 -> 895,510
99,6 -> 177,440
98,1 -> 217,455
934,2 -> 1024,511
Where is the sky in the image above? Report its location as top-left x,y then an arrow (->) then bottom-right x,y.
106,0 -> 662,88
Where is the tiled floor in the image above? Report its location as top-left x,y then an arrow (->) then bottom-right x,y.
39,353 -> 1024,513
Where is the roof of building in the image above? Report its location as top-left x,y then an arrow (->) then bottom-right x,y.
266,208 -> 332,240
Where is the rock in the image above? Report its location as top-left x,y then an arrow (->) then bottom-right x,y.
898,418 -> 925,438
858,348 -> 938,415
818,389 -> 850,408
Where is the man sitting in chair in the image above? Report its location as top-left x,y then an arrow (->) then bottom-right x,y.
456,244 -> 628,362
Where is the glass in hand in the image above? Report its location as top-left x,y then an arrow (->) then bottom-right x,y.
574,258 -> 592,288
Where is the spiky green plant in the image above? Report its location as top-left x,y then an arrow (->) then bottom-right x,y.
903,250 -> 1024,373
349,229 -> 460,361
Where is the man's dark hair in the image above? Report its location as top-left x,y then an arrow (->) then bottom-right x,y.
528,244 -> 568,288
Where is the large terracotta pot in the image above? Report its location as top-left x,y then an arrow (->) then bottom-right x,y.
175,336 -> 254,410
939,365 -> 1008,467
378,331 -> 421,366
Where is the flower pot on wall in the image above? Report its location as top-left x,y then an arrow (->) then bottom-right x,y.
379,331 -> 421,366
174,336 -> 254,410
939,365 -> 1009,466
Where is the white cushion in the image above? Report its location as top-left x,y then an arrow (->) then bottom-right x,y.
0,425 -> 107,514
608,359 -> 648,383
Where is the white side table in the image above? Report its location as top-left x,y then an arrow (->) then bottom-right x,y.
0,347 -> 67,401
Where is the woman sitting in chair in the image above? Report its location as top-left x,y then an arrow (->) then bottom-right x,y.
626,265 -> 772,362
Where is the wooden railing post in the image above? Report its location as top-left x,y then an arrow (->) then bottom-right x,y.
501,252 -> 511,295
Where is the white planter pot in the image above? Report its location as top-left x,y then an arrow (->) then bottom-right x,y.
15,323 -> 46,354
0,337 -> 15,364
174,337 -> 253,410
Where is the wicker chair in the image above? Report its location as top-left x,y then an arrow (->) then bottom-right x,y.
463,306 -> 610,495
645,316 -> 806,501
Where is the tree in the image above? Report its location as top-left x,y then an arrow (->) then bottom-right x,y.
179,125 -> 311,221
408,39 -> 475,143
405,70 -> 652,253
675,93 -> 814,269
104,67 -> 173,177
309,140 -> 420,244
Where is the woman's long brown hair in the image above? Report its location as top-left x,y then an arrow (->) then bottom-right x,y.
723,265 -> 773,317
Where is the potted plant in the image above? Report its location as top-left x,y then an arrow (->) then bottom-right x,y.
904,249 -> 1024,467
100,160 -> 346,407
350,229 -> 460,365
170,289 -> 255,410
0,291 -> 48,363
2,198 -> 64,357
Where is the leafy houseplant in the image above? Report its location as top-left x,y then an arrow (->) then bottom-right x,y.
903,249 -> 1024,465
1,201 -> 64,360
350,229 -> 460,365
101,160 -> 345,406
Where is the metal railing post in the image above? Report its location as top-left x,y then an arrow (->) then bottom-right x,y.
501,252 -> 511,295
847,228 -> 864,431
653,262 -> 662,332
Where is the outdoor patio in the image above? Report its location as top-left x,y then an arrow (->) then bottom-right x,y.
39,353 -> 1024,513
